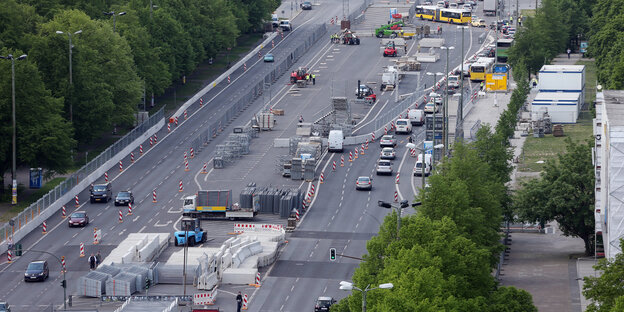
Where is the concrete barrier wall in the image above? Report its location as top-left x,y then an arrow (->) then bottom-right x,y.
0,119 -> 164,256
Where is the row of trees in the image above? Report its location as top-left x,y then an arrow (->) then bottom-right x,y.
587,0 -> 624,89
0,0 -> 278,179
331,74 -> 535,311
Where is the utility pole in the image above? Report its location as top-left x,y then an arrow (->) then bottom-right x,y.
56,30 -> 82,123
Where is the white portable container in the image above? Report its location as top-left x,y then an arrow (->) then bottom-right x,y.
328,130 -> 344,152
531,91 -> 581,124
538,65 -> 585,106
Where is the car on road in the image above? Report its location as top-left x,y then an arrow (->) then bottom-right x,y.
263,53 -> 274,62
472,18 -> 486,27
279,20 -> 292,31
424,102 -> 438,114
380,147 -> 396,159
24,260 -> 49,282
376,159 -> 393,175
115,191 -> 134,206
379,135 -> 397,147
90,183 -> 112,203
355,176 -> 372,190
68,211 -> 89,227
0,302 -> 10,312
314,296 -> 336,312
300,1 -> 312,9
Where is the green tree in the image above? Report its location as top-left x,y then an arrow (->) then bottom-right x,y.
487,286 -> 538,312
0,0 -> 42,51
514,139 -> 595,254
583,239 -> 624,312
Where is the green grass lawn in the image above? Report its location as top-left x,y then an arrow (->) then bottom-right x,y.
518,111 -> 593,172
0,177 -> 66,222
577,59 -> 597,105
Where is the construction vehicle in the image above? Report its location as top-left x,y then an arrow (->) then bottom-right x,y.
290,67 -> 309,84
375,21 -> 405,38
174,217 -> 207,246
182,190 -> 258,219
340,29 -> 360,45
381,66 -> 400,91
383,42 -> 398,57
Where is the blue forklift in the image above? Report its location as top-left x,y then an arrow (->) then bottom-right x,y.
174,217 -> 207,246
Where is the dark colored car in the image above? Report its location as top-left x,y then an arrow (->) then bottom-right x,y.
24,260 -> 49,282
68,211 -> 89,227
300,1 -> 312,9
90,183 -> 112,203
114,191 -> 134,206
315,296 -> 335,312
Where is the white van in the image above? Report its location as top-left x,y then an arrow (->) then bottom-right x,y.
328,130 -> 344,152
408,109 -> 425,126
413,153 -> 432,176
395,119 -> 412,134
448,75 -> 460,88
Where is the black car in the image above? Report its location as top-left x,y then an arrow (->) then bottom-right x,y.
300,1 -> 312,9
114,191 -> 134,206
90,183 -> 112,203
24,260 -> 49,282
68,211 -> 89,227
315,296 -> 335,312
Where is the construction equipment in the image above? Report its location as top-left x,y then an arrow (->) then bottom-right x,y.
340,29 -> 360,45
383,42 -> 398,57
290,67 -> 309,84
174,217 -> 207,246
182,190 -> 258,219
375,21 -> 405,38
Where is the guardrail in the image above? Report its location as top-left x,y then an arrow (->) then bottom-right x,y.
0,108 -> 164,250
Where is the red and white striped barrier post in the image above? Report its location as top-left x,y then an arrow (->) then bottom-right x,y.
258,51 -> 262,58
139,144 -> 143,155
244,63 -> 247,71
118,209 -> 123,223
360,144 -> 365,155
104,172 -> 108,182
119,160 -> 123,172
341,155 -> 345,166
296,209 -> 300,221
184,110 -> 188,119
227,76 -> 231,84
354,147 -> 359,159
242,294 -> 249,310
127,203 -> 133,216
152,189 -> 157,203
75,195 -> 79,207
411,148 -> 416,157
185,160 -> 189,172
371,132 -> 376,142
175,116 -> 179,126
306,191 -> 312,204
391,121 -> 395,131
310,184 -> 316,197
302,198 -> 307,210
200,97 -> 203,107
184,152 -> 188,163
384,126 -> 388,135
394,191 -> 398,202
61,256 -> 66,273
255,272 -> 261,286
149,136 -> 153,147
201,162 -> 208,174
272,40 -> 275,48
179,180 -> 183,192
42,221 -> 47,234
61,205 -> 66,218
153,134 -> 158,143
332,161 -> 336,171
365,139 -> 369,149
320,172 -> 324,184
349,152 -> 353,162
396,172 -> 400,184
190,148 -> 195,159
167,123 -> 171,132
79,242 -> 85,257
7,250 -> 12,263
94,228 -> 99,244
131,152 -> 135,163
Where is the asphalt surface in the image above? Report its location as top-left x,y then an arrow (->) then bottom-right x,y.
0,0 -> 491,310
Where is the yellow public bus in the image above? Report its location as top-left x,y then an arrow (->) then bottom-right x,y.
415,6 -> 472,24
469,62 -> 491,81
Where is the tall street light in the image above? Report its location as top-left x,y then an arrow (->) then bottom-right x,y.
103,11 -> 126,33
339,281 -> 393,312
426,72 -> 443,164
56,29 -> 82,123
457,26 -> 468,121
378,200 -> 422,239
440,46 -> 455,157
149,1 -> 158,19
0,54 -> 27,205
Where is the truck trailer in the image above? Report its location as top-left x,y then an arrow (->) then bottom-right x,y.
182,190 -> 258,219
483,0 -> 498,16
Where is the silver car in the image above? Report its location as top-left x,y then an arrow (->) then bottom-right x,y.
380,147 -> 396,159
376,159 -> 393,175
355,176 -> 373,190
379,135 -> 397,147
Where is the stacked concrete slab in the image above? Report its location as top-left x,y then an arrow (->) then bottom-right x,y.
102,233 -> 170,266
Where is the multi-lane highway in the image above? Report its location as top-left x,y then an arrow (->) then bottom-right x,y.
0,0 -> 493,310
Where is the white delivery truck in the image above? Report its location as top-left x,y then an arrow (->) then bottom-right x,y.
328,130 -> 344,152
408,109 -> 425,126
413,154 -> 432,176
395,119 -> 412,134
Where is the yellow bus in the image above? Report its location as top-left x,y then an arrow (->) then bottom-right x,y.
415,6 -> 472,24
469,57 -> 495,81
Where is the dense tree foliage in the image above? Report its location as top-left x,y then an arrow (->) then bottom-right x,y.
513,139 -> 595,255
583,240 -> 624,311
588,0 -> 624,89
0,0 -> 278,178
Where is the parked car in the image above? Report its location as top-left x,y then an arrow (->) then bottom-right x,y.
263,53 -> 274,62
380,147 -> 396,159
115,191 -> 134,206
90,183 -> 112,203
376,159 -> 393,175
300,1 -> 312,9
379,135 -> 397,147
315,296 -> 336,312
68,211 -> 89,227
24,260 -> 49,282
355,176 -> 372,190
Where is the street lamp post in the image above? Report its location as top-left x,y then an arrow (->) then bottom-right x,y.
426,72 -> 443,164
441,46 -> 455,157
56,30 -> 82,123
339,281 -> 393,312
103,11 -> 126,33
457,26 -> 468,120
0,54 -> 27,205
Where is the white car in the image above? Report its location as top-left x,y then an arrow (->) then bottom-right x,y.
379,135 -> 397,147
424,102 -> 438,114
376,159 -> 393,175
380,147 -> 396,159
279,20 -> 292,31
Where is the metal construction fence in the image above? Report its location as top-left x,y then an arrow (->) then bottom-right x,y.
186,24 -> 328,164
0,107 -> 164,244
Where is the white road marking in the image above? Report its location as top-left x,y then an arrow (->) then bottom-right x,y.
138,226 -> 147,233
